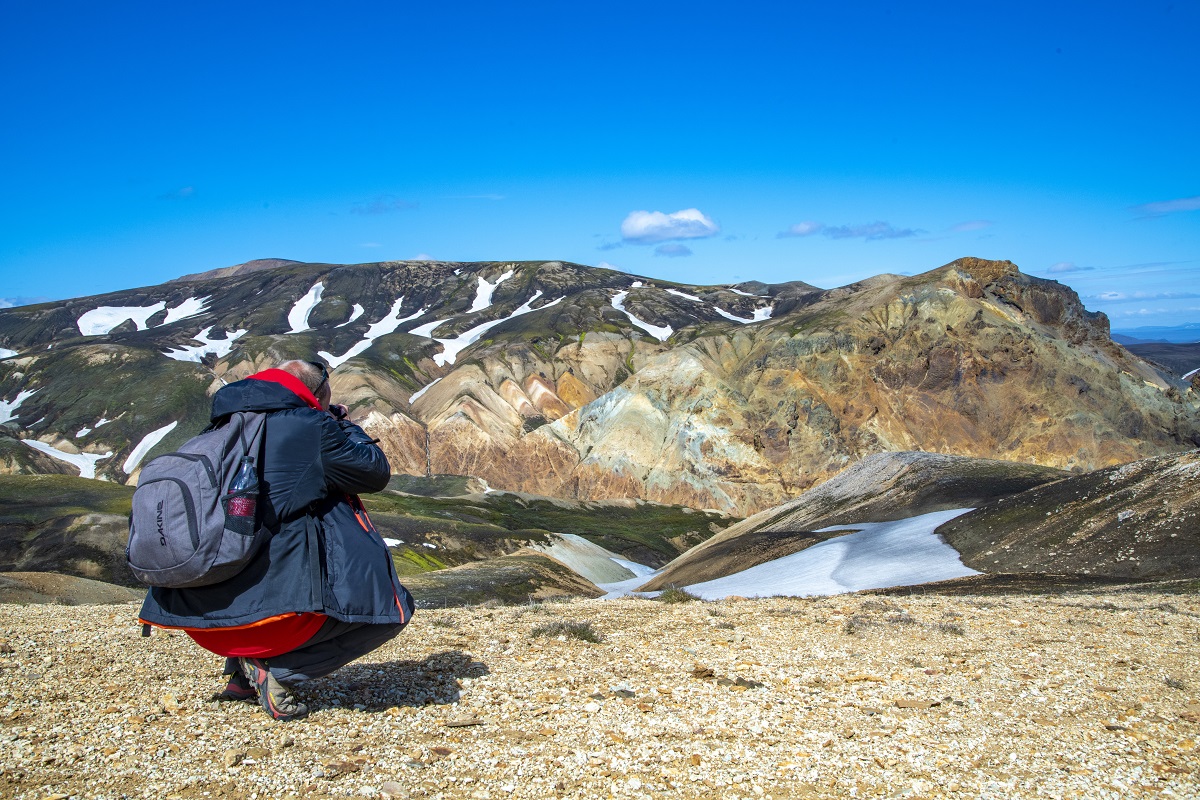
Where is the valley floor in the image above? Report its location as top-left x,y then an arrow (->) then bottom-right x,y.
1,588 -> 1198,799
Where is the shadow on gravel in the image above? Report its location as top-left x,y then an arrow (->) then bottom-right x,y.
295,650 -> 490,714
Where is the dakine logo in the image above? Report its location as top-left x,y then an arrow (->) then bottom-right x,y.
156,500 -> 166,546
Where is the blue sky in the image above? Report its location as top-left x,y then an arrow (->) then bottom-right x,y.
1,1 -> 1197,329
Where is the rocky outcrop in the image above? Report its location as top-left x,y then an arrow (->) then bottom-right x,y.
938,449 -> 1200,578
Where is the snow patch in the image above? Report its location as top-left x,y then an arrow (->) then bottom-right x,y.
408,317 -> 451,338
1184,367 -> 1199,380
469,269 -> 515,313
21,440 -> 113,480
528,533 -> 644,585
123,421 -> 179,474
612,291 -> 672,342
383,538 -> 404,548
75,427 -> 92,438
364,298 -> 425,340
0,389 -> 37,425
409,377 -> 442,404
727,288 -> 768,298
77,302 -> 166,335
610,557 -> 657,578
286,282 -> 325,333
427,293 -> 564,367
161,296 -> 210,326
318,297 -> 426,369
422,543 -> 437,549
336,303 -> 366,328
0,348 -> 17,359
631,281 -> 644,288
684,509 -> 978,600
319,340 -> 373,370
666,289 -> 704,303
713,305 -> 774,324
95,417 -> 111,427
163,327 -> 247,362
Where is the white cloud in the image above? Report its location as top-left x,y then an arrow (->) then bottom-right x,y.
0,296 -> 52,309
1130,195 -> 1200,218
777,221 -> 824,238
779,220 -> 923,241
1045,262 -> 1094,274
822,221 -> 922,240
621,208 -> 719,244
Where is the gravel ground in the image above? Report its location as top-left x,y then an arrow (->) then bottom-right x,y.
1,590 -> 1198,799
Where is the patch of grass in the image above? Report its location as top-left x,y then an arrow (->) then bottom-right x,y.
657,586 -> 702,604
1164,676 -> 1187,690
530,620 -> 604,643
0,475 -> 134,524
394,547 -> 449,574
934,621 -> 966,636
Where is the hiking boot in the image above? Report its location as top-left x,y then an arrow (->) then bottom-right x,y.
239,657 -> 309,721
216,668 -> 256,702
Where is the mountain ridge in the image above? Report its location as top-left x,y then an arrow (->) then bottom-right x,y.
1,256 -> 1196,516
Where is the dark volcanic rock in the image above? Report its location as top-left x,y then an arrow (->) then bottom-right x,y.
938,450 -> 1200,579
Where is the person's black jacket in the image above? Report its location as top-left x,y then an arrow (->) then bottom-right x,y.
138,372 -> 412,629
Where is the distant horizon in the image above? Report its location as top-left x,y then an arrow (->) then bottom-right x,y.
1,2 -> 1196,327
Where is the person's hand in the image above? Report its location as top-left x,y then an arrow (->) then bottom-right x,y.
328,403 -> 349,420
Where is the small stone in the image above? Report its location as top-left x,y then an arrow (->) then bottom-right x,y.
583,702 -> 601,713
895,699 -> 939,709
380,781 -> 407,798
627,778 -> 642,791
445,715 -> 484,727
246,747 -> 269,760
223,749 -> 245,767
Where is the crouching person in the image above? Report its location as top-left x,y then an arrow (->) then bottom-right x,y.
138,359 -> 415,721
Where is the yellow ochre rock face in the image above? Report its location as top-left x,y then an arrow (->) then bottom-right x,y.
361,259 -> 1198,516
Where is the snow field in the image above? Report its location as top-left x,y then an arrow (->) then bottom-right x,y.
20,440 -> 113,480
0,389 -> 38,425
122,421 -> 179,474
286,282 -> 325,333
162,327 -> 247,363
77,296 -> 209,336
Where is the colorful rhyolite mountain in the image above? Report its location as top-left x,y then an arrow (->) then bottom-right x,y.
0,257 -> 1196,517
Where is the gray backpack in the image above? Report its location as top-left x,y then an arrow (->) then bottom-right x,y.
126,411 -> 268,588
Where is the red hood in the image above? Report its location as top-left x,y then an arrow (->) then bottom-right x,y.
246,369 -> 323,410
